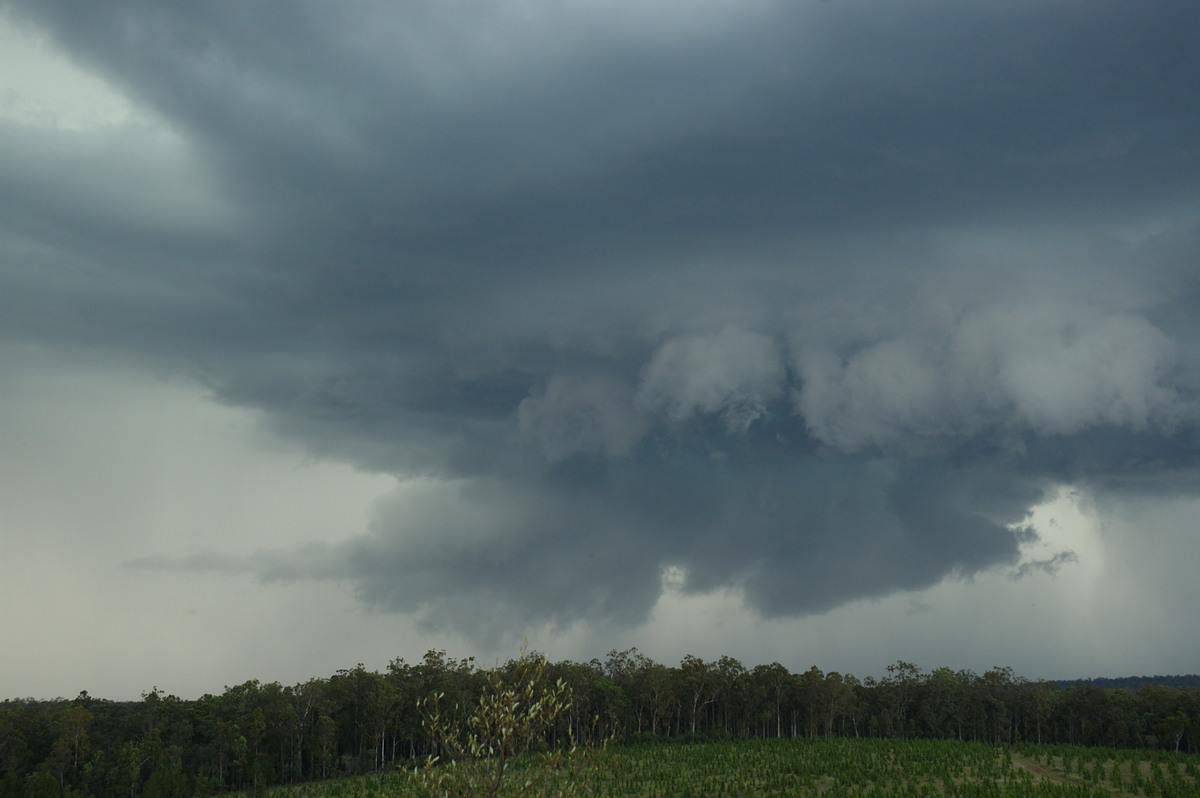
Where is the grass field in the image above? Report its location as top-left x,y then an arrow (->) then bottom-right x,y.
238,736 -> 1199,797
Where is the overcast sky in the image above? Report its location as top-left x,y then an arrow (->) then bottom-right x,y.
2,0 -> 1199,701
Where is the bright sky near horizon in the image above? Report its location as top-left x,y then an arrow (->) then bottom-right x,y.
2,2 -> 1199,700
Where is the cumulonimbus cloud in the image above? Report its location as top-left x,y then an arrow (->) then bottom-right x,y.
4,0 -> 1200,641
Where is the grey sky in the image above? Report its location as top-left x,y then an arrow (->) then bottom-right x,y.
2,0 -> 1199,699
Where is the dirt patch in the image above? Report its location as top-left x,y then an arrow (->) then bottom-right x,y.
1010,753 -> 1098,789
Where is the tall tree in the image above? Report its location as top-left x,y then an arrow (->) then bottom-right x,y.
749,662 -> 790,738
795,667 -> 824,738
679,656 -> 720,736
48,703 -> 92,788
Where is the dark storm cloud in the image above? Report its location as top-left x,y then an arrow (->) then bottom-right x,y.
4,0 -> 1200,636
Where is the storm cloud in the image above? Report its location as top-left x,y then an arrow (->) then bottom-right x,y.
3,0 -> 1200,647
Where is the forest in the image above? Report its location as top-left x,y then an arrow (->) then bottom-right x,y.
1,649 -> 1197,797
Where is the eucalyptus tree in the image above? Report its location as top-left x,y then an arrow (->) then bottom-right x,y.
679,656 -> 721,736
919,666 -> 968,740
881,661 -> 924,737
48,703 -> 92,789
748,662 -> 791,738
602,648 -> 661,736
794,666 -> 824,738
326,664 -> 396,773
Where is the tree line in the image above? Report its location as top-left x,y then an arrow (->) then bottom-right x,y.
1,650 -> 1197,797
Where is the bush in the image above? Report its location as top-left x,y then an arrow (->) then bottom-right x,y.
413,650 -> 600,797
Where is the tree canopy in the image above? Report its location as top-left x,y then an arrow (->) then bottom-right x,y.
1,652 -> 1197,797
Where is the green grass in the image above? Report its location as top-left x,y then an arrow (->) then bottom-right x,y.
237,737 -> 1199,797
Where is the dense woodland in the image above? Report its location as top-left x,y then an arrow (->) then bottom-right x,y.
2,650 -> 1197,797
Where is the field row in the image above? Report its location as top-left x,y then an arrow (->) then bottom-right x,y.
237,736 -> 1199,797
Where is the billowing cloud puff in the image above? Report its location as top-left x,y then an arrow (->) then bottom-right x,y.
794,304 -> 1184,451
636,326 -> 784,432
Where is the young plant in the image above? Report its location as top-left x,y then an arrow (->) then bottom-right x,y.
414,649 -> 595,797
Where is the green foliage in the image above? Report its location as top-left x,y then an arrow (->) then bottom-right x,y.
1,653 -> 1198,796
234,737 -> 1200,797
412,648 -> 601,797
